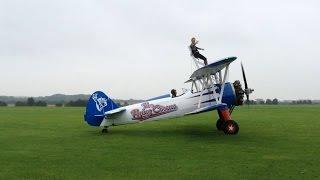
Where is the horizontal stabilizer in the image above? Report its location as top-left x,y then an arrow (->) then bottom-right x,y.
94,115 -> 105,117
105,108 -> 126,118
185,103 -> 227,115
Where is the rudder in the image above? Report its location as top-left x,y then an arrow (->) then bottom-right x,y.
84,91 -> 119,126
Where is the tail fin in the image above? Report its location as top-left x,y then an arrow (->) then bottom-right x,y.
84,91 -> 119,126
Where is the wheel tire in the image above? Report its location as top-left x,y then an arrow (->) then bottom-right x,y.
216,119 -> 225,131
102,128 -> 108,133
223,120 -> 239,135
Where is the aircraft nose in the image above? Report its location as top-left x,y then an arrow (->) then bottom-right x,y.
233,80 -> 244,106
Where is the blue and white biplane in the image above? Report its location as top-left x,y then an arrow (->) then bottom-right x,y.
84,56 -> 253,135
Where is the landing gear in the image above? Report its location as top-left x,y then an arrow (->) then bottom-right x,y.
216,119 -> 224,131
101,126 -> 108,133
223,120 -> 239,135
216,107 -> 239,135
216,119 -> 239,134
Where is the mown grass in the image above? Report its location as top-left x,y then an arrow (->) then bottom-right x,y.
0,105 -> 319,179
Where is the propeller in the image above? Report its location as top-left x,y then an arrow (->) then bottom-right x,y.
241,62 -> 254,103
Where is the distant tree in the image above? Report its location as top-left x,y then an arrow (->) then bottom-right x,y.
55,103 -> 63,107
272,98 -> 279,105
291,100 -> 315,105
256,99 -> 265,104
266,99 -> 272,105
65,99 -> 87,107
15,101 -> 27,106
34,101 -> 47,107
15,99 -> 47,107
294,100 -> 312,104
27,97 -> 35,106
0,101 -> 7,106
244,100 -> 256,105
244,100 -> 249,105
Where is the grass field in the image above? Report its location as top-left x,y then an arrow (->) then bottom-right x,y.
0,105 -> 319,179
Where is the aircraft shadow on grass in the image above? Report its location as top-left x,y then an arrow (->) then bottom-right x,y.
86,123 -> 271,144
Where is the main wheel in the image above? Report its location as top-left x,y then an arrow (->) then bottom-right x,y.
102,128 -> 108,133
223,120 -> 239,135
216,119 -> 225,131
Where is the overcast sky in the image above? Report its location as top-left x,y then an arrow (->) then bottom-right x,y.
1,0 -> 319,100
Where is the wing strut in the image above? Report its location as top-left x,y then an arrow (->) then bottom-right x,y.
218,65 -> 229,103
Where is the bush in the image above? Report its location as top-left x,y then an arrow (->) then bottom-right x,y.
272,98 -> 279,105
266,99 -> 272,105
15,99 -> 47,107
291,100 -> 312,105
65,99 -> 87,107
55,103 -> 63,107
15,101 -> 27,106
27,97 -> 35,106
0,101 -> 7,106
34,101 -> 47,107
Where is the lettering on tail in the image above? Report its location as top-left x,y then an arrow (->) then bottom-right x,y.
92,93 -> 108,112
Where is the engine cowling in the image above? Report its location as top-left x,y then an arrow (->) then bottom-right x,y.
233,80 -> 245,106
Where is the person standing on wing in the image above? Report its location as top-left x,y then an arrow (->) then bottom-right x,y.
190,37 -> 208,65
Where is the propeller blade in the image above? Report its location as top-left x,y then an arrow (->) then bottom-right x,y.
241,62 -> 248,90
241,62 -> 252,104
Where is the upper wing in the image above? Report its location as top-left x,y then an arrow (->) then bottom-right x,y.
185,103 -> 227,115
186,57 -> 237,83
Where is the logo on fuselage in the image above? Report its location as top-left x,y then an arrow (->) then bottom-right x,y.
92,93 -> 108,112
131,102 -> 178,121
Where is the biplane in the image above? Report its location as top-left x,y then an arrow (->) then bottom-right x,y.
84,56 -> 253,135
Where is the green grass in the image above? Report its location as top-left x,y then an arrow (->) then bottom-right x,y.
0,105 -> 319,179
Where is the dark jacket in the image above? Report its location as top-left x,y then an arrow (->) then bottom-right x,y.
190,44 -> 201,55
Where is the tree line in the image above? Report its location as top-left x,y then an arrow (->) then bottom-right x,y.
0,98 -> 88,107
0,101 -> 7,106
248,98 -> 314,105
15,98 -> 48,106
249,98 -> 279,105
291,100 -> 312,104
0,97 -> 316,107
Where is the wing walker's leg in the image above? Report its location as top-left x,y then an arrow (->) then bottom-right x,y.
216,106 -> 239,135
